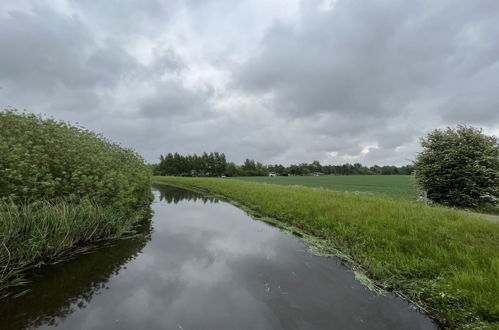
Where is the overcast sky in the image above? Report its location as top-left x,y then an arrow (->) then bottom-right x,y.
1,0 -> 498,165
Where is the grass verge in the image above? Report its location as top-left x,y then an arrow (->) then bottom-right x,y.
0,199 -> 149,297
154,176 -> 499,329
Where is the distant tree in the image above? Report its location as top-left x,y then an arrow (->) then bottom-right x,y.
270,164 -> 288,175
149,163 -> 160,175
398,164 -> 415,175
288,164 -> 303,176
225,162 -> 239,177
310,160 -> 322,173
241,158 -> 256,176
414,126 -> 499,208
340,163 -> 353,175
369,165 -> 382,175
158,153 -> 177,176
381,165 -> 398,175
353,163 -> 372,175
255,161 -> 269,176
211,152 -> 227,176
156,153 -> 415,178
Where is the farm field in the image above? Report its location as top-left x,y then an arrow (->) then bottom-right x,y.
232,175 -> 419,200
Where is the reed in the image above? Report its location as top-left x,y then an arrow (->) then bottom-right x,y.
0,199 -> 146,295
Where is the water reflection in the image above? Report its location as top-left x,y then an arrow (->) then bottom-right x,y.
156,185 -> 219,204
0,216 -> 153,330
0,187 -> 435,330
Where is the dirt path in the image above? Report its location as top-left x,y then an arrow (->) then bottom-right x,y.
471,212 -> 499,223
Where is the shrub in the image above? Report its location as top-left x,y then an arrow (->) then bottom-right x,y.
0,110 -> 152,214
0,110 -> 152,294
414,126 -> 499,208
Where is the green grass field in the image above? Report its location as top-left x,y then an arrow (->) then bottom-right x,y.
154,176 -> 499,329
232,175 -> 420,200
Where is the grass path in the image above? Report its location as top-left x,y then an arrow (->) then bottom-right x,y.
472,212 -> 499,223
154,176 -> 499,329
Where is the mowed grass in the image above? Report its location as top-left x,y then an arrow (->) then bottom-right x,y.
232,175 -> 420,200
154,176 -> 499,329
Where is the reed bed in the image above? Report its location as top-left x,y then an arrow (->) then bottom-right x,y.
0,199 -> 142,295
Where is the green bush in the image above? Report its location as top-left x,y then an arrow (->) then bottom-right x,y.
414,126 -> 499,208
0,110 -> 152,294
0,110 -> 152,213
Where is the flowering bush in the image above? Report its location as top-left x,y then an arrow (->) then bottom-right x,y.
414,126 -> 499,208
0,110 -> 152,214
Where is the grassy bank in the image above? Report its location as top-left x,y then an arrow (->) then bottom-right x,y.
232,175 -> 419,200
154,176 -> 499,329
0,199 -> 148,296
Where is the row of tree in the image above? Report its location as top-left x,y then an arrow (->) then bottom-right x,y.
153,153 -> 414,177
267,161 -> 414,176
156,152 -> 227,177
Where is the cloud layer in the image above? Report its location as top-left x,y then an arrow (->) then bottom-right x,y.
1,0 -> 498,165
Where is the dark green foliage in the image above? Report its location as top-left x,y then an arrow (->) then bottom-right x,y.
414,126 -> 499,208
268,162 -> 414,176
154,152 -> 414,177
156,152 -> 227,177
0,110 -> 153,294
240,158 -> 268,176
0,110 -> 152,213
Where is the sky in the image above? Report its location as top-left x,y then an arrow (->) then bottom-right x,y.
1,0 -> 498,166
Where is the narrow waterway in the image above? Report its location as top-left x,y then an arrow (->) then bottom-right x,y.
0,186 -> 436,330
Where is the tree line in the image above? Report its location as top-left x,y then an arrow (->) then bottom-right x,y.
267,161 -> 414,176
153,153 -> 414,177
156,152 -> 227,177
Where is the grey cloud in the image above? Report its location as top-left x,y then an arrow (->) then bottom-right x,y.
0,6 -> 139,110
228,0 -> 499,164
235,0 -> 499,122
139,80 -> 214,118
1,0 -> 498,166
0,7 -> 94,91
145,48 -> 185,76
72,0 -> 180,36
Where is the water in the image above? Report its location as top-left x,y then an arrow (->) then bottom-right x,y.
0,186 -> 436,330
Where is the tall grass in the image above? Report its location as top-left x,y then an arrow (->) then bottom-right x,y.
155,176 -> 499,329
0,199 -> 145,295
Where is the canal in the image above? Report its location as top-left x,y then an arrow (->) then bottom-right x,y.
0,186 -> 436,329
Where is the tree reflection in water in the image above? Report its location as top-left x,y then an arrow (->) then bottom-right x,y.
156,185 -> 219,204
